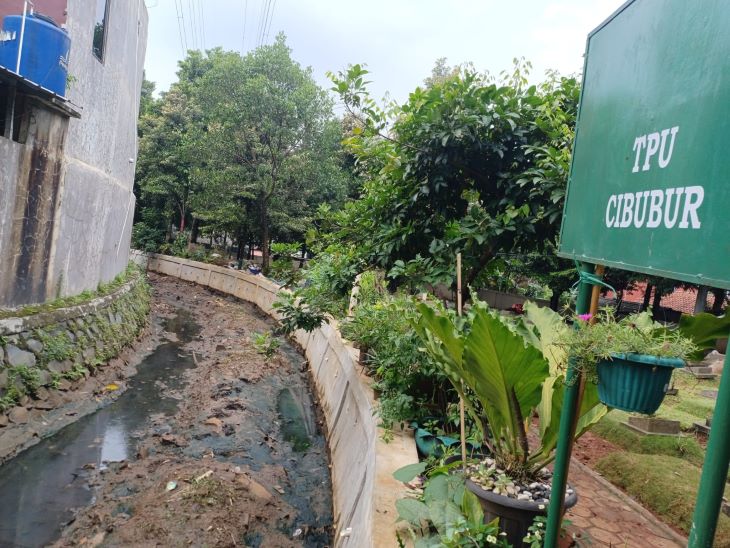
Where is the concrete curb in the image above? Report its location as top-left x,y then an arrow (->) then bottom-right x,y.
144,253 -> 418,548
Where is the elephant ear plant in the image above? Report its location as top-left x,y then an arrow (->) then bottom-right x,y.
412,299 -> 607,483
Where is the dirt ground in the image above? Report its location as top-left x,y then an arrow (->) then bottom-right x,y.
572,430 -> 621,467
54,273 -> 333,548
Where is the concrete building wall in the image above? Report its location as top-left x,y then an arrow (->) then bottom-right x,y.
47,0 -> 148,299
0,103 -> 69,305
0,0 -> 147,308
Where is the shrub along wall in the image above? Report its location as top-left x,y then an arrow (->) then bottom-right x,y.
0,272 -> 150,418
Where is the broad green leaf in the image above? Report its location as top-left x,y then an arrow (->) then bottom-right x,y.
393,462 -> 427,483
461,489 -> 484,527
463,308 -> 548,442
536,375 -> 606,463
395,498 -> 430,526
424,474 -> 462,504
678,311 -> 730,360
523,301 -> 569,374
428,500 -> 465,536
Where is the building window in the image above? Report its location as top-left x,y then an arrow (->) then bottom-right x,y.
92,0 -> 110,62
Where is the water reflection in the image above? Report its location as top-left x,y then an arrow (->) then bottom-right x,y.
0,311 -> 198,547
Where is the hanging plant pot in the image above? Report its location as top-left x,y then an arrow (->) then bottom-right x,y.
597,353 -> 685,414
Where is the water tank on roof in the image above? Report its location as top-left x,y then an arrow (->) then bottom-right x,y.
0,13 -> 70,97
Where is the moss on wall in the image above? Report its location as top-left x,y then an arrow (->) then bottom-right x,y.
0,270 -> 150,412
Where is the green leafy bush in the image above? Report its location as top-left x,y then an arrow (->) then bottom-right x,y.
273,245 -> 364,332
273,292 -> 328,335
252,331 -> 280,358
132,222 -> 166,253
341,293 -> 453,430
394,463 -> 508,547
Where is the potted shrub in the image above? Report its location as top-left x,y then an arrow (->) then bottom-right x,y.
412,300 -> 606,545
561,309 -> 697,414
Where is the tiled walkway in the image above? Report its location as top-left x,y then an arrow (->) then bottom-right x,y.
564,460 -> 685,547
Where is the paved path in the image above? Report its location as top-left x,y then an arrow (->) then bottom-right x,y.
564,460 -> 685,547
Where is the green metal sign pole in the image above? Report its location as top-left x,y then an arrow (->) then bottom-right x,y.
689,345 -> 730,546
544,262 -> 595,547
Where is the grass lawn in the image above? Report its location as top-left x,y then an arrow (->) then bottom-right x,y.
596,453 -> 730,546
589,367 -> 730,543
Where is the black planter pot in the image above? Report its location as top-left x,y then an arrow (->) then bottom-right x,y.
465,478 -> 577,547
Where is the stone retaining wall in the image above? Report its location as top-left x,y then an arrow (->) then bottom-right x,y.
145,253 -> 417,548
0,274 -> 150,421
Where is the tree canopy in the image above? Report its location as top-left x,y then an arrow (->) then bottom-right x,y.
321,61 -> 580,288
132,37 -> 353,268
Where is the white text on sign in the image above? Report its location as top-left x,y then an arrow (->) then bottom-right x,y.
604,126 -> 704,229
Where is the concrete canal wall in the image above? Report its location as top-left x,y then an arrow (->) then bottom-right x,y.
144,252 -> 417,548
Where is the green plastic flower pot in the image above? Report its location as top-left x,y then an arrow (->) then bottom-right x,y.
597,353 -> 685,414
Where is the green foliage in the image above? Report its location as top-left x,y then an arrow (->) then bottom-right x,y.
160,232 -> 190,257
0,385 -> 22,412
36,330 -> 74,363
252,332 -> 280,359
326,60 -> 579,289
9,366 -> 41,397
560,308 -> 698,383
523,516 -> 548,547
273,246 -> 363,333
63,364 -> 89,381
0,263 -> 141,320
131,221 -> 166,253
268,242 -> 304,287
678,310 -> 730,360
413,299 -> 606,482
395,472 -> 508,547
341,293 -> 452,430
273,292 -> 328,335
133,41 -> 353,271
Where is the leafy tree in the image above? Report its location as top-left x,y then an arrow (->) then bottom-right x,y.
423,57 -> 460,87
326,61 -> 579,289
132,42 -> 350,261
194,35 -> 346,270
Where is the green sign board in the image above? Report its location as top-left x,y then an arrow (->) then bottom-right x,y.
558,0 -> 730,289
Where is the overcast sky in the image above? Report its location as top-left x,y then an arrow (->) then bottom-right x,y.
143,0 -> 625,105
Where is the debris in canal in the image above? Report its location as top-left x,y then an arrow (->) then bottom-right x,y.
0,273 -> 333,547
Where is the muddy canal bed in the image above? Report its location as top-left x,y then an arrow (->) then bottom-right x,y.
0,273 -> 333,547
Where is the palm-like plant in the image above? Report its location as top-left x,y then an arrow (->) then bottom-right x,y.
413,300 -> 606,482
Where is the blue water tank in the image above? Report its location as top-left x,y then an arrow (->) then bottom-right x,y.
0,13 -> 70,97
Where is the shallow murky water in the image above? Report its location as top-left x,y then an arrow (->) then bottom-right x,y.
0,311 -> 199,548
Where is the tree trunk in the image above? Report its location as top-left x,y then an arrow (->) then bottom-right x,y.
299,242 -> 307,268
640,282 -> 653,312
549,291 -> 560,311
465,246 -> 494,288
616,289 -> 624,314
710,288 -> 726,315
261,208 -> 270,272
190,218 -> 199,243
652,288 -> 663,320
694,286 -> 709,314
